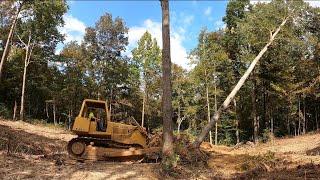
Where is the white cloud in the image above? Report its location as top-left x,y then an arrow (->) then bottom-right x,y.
58,14 -> 86,44
214,20 -> 226,30
204,7 -> 212,16
305,1 -> 320,7
128,19 -> 189,69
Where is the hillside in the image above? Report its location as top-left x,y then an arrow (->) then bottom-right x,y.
0,119 -> 319,179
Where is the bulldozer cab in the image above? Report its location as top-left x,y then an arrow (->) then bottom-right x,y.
72,99 -> 111,134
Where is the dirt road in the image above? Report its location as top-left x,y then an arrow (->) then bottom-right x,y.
0,120 -> 159,180
0,119 -> 319,179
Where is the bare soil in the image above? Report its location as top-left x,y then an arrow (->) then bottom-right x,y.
0,119 -> 319,179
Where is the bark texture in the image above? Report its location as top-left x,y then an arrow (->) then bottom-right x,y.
160,0 -> 174,157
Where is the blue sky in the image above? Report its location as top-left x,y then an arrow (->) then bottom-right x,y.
57,0 -> 320,69
58,0 -> 228,69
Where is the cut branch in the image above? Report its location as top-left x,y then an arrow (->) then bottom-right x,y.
192,17 -> 289,148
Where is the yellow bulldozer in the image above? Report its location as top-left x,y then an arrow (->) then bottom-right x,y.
67,99 -> 160,161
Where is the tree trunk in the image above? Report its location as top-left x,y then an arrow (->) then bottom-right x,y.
19,47 -> 29,120
271,117 -> 274,134
46,102 -> 49,120
294,121 -> 297,136
234,99 -> 240,144
18,31 -> 32,121
53,101 -> 57,126
68,109 -> 73,130
0,3 -> 22,80
298,97 -> 301,136
316,107 -> 318,131
13,100 -> 17,120
263,83 -> 268,131
141,92 -> 146,127
160,0 -> 174,159
303,97 -> 306,134
214,65 -> 218,145
192,17 -> 288,148
205,70 -> 213,145
287,115 -> 290,135
177,105 -> 181,134
298,119 -> 301,136
252,76 -> 259,144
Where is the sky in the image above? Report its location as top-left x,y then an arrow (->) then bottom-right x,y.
57,0 -> 228,69
57,0 -> 320,69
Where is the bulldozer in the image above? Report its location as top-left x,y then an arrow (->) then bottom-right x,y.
67,99 -> 160,161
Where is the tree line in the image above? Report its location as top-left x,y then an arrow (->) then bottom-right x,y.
0,0 -> 319,147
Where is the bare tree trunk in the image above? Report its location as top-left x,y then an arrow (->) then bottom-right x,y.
53,101 -> 57,126
234,99 -> 240,144
69,109 -> 72,130
141,92 -> 146,127
0,3 -> 22,80
316,107 -> 318,131
46,102 -> 49,120
271,117 -> 274,134
303,97 -> 306,134
19,48 -> 29,120
18,32 -> 32,121
298,97 -> 304,136
13,100 -> 17,120
192,17 -> 288,148
298,119 -> 301,136
205,69 -> 213,145
177,105 -> 181,134
160,0 -> 174,159
214,66 -> 218,145
252,76 -> 259,144
286,110 -> 290,135
293,121 -> 297,136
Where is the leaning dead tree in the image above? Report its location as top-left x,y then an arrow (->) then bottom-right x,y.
192,17 -> 289,148
0,2 -> 23,80
18,31 -> 33,120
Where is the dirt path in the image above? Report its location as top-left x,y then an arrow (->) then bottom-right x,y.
0,120 -> 159,180
0,119 -> 319,179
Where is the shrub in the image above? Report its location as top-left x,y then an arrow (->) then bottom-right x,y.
0,103 -> 11,118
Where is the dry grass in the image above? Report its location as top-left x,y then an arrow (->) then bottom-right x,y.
0,118 -> 319,179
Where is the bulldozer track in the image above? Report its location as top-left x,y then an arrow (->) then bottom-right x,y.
67,137 -> 150,161
74,136 -> 143,149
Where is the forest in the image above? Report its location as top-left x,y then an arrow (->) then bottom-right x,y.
0,0 -> 320,179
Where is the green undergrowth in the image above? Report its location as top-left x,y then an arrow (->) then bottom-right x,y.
160,132 -> 210,178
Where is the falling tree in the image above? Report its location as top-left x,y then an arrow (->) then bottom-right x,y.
192,15 -> 289,148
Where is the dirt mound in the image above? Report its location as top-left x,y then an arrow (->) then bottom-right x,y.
0,124 -> 66,156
